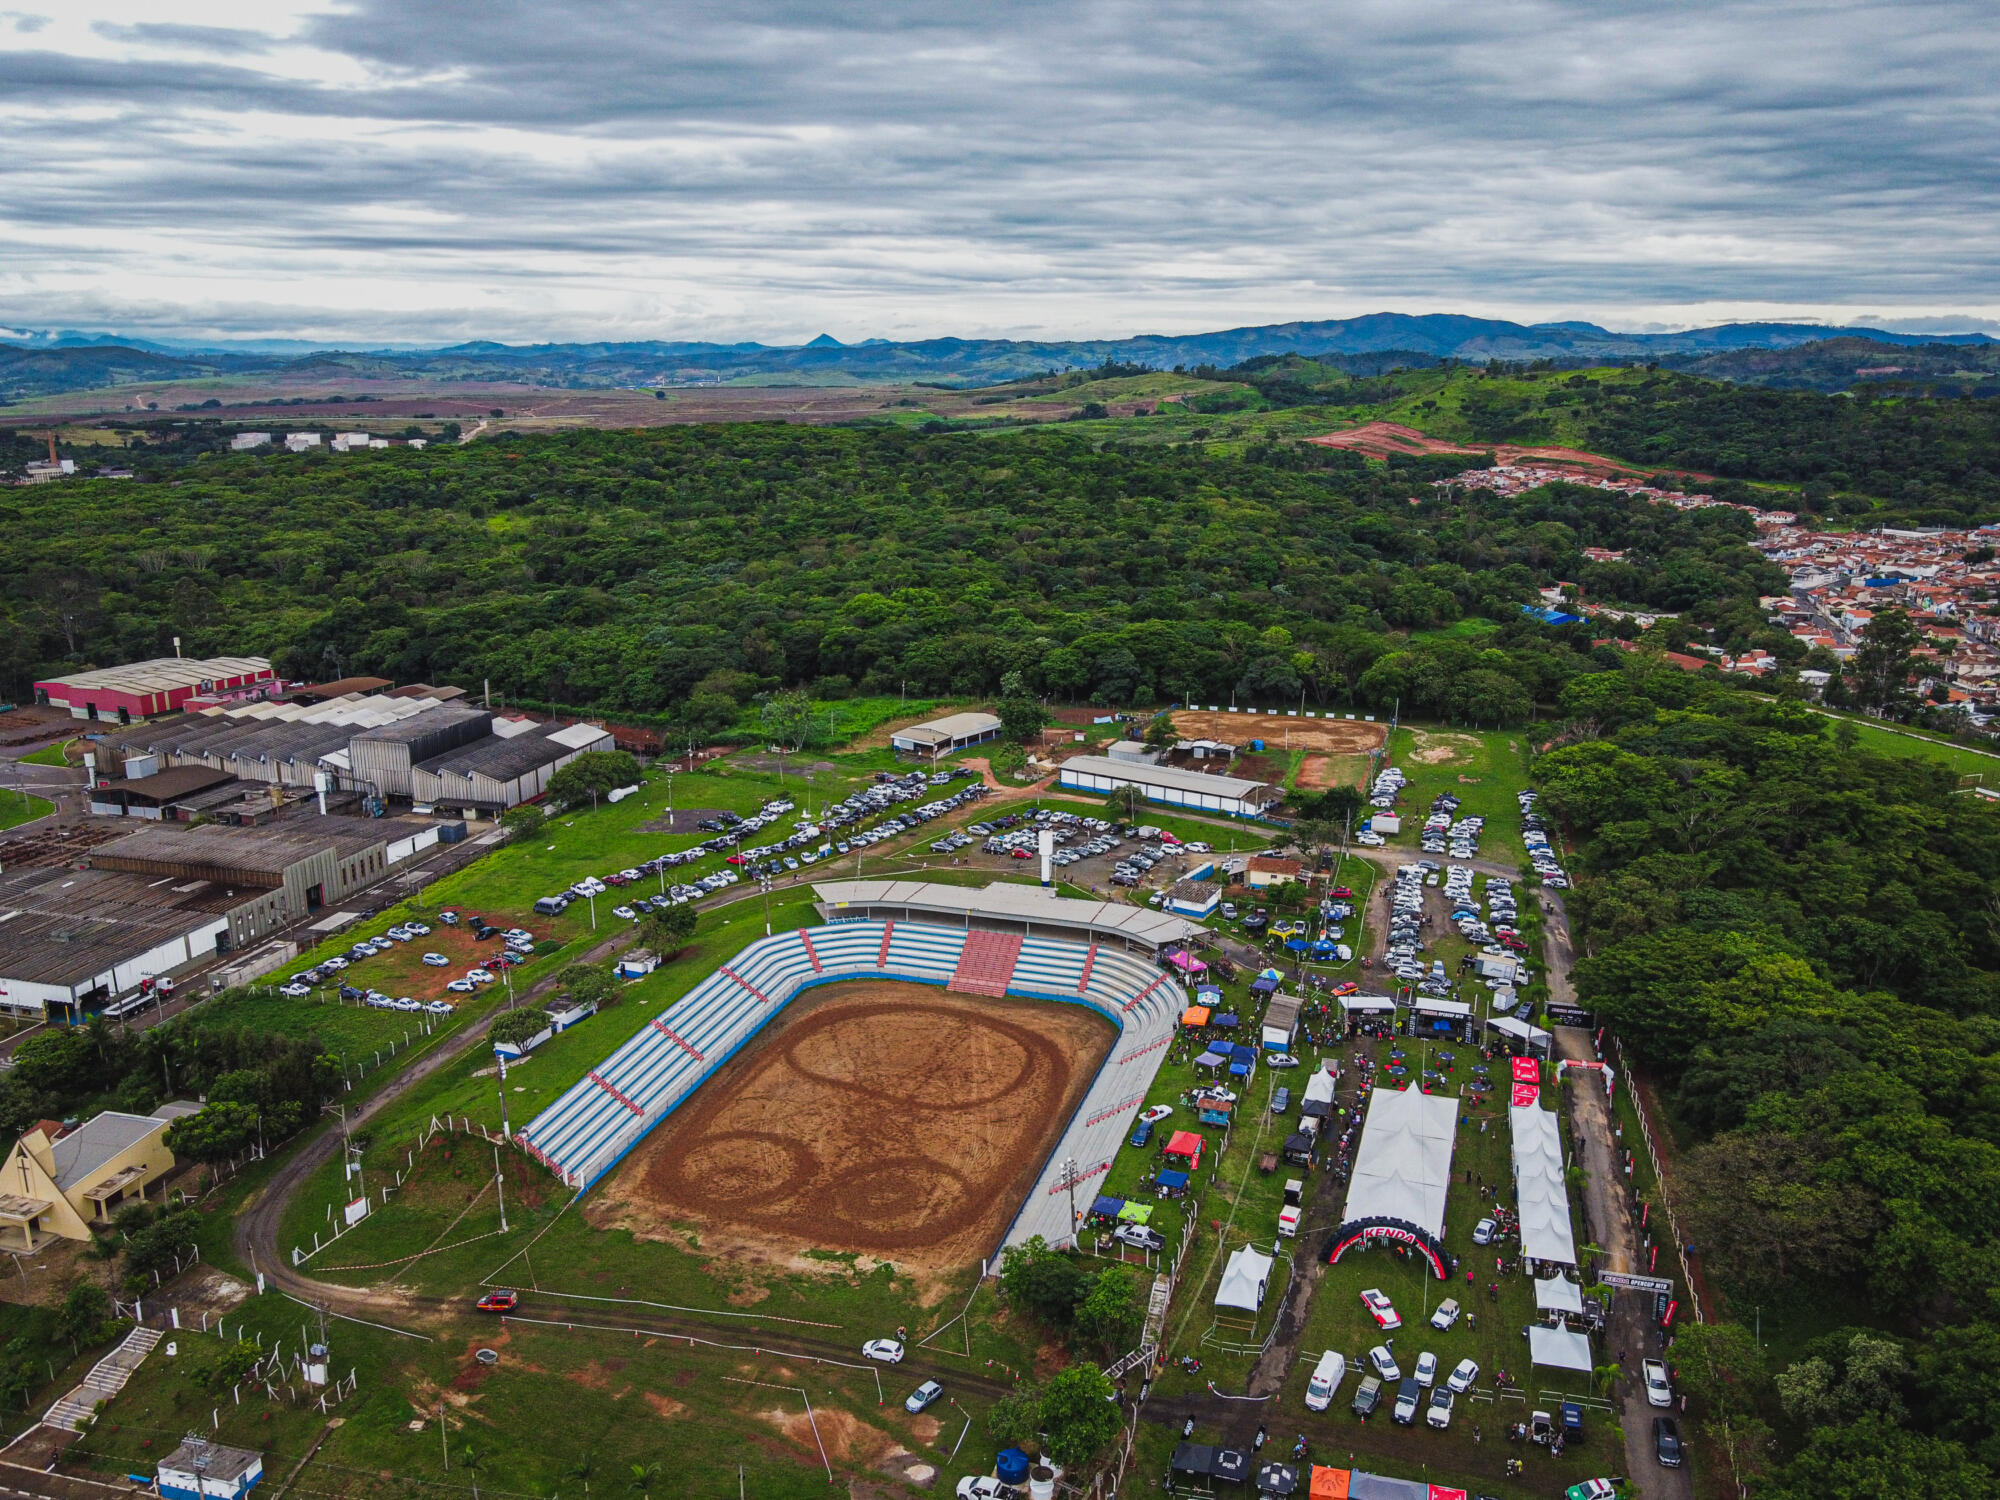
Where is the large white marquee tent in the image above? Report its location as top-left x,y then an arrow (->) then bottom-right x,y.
1341,1086 -> 1460,1238
1510,1102 -> 1578,1266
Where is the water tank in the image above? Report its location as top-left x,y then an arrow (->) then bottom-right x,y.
1029,1465 -> 1056,1500
995,1449 -> 1031,1485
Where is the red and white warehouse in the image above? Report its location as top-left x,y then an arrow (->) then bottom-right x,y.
35,656 -> 277,722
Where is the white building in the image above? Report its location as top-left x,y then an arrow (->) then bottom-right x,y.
284,433 -> 322,452
158,1440 -> 263,1500
229,433 -> 272,450
888,711 -> 1003,758
1057,755 -> 1280,818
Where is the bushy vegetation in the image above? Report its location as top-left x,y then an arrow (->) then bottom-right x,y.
1540,663 -> 2000,1491
1,424 -> 1792,731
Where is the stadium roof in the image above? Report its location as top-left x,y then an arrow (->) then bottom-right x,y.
810,879 -> 1199,952
1340,1086 -> 1459,1238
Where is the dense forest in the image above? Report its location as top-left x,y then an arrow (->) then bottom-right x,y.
1540,669 -> 2000,1497
0,424 -> 1792,731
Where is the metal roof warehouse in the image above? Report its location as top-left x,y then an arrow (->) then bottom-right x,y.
1057,755 -> 1280,818
888,711 -> 1002,757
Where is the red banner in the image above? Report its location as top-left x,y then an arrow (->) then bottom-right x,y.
1511,1082 -> 1540,1107
1510,1056 -> 1540,1082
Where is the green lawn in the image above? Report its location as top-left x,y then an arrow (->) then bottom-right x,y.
1377,726 -> 1535,867
18,738 -> 73,766
0,788 -> 52,829
1817,711 -> 2000,780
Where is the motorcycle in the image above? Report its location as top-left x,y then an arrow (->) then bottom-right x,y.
1292,1436 -> 1310,1463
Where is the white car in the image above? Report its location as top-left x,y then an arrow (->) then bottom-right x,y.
861,1339 -> 904,1364
446,979 -> 477,994
504,928 -> 532,942
1643,1358 -> 1673,1408
612,906 -> 637,921
1472,1218 -> 1496,1245
1304,1350 -> 1345,1412
1139,1105 -> 1174,1124
279,983 -> 311,998
322,956 -> 349,971
1447,1358 -> 1479,1395
956,1479 -> 1007,1500
1264,1054 -> 1300,1069
1361,1288 -> 1401,1330
425,1000 -> 454,1015
1414,1351 -> 1437,1388
1430,1298 -> 1461,1331
1425,1387 -> 1454,1429
422,952 -> 451,967
1367,1345 -> 1400,1381
466,968 -> 496,984
1356,832 -> 1387,846
405,922 -> 431,936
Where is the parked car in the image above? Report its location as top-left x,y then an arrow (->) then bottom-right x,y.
422,952 -> 450,967
1113,1224 -> 1165,1252
1447,1358 -> 1479,1394
1361,1288 -> 1402,1330
279,983 -> 311,998
1367,1345 -> 1400,1381
1642,1358 -> 1672,1407
861,1339 -> 904,1363
1270,1087 -> 1291,1114
1426,1387 -> 1454,1429
905,1380 -> 943,1414
1265,1053 -> 1299,1069
1414,1351 -> 1437,1388
1129,1118 -> 1154,1149
1430,1298 -> 1460,1331
1472,1218 -> 1496,1246
1565,1483 -> 1618,1500
1330,1371 -> 1376,1423
1304,1350 -> 1345,1412
1654,1416 -> 1683,1467
1392,1378 -> 1421,1425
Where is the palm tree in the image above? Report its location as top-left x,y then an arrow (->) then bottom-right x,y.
627,1461 -> 660,1500
1593,1361 -> 1623,1398
566,1453 -> 593,1497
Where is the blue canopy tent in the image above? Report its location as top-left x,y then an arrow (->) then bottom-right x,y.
1250,975 -> 1280,995
1285,937 -> 1309,954
1195,985 -> 1224,1007
1194,1049 -> 1228,1072
1213,1012 -> 1241,1029
1232,1044 -> 1258,1065
1156,1169 -> 1189,1196
1090,1194 -> 1125,1220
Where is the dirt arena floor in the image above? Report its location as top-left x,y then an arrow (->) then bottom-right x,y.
1170,709 -> 1386,756
588,981 -> 1115,1278
1295,752 -> 1372,789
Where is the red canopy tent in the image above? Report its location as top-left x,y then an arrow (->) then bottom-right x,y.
1511,1057 -> 1540,1083
1511,1082 -> 1541,1108
1163,1130 -> 1204,1168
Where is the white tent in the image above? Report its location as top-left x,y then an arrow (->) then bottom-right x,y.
1411,997 -> 1471,1018
1303,1066 -> 1338,1109
1489,1014 -> 1552,1053
1216,1245 -> 1275,1312
1340,1087 -> 1460,1238
1510,1104 -> 1577,1266
1534,1277 -> 1586,1315
1528,1324 -> 1595,1373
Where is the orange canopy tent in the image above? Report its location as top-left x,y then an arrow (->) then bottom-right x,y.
1309,1468 -> 1350,1499
1181,1006 -> 1213,1028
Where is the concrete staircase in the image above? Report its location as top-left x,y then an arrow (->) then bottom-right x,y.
44,1324 -> 162,1432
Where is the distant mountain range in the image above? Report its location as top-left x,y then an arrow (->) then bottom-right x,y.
2,312 -> 1996,400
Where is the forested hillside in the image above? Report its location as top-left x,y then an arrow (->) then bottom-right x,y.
1540,671 -> 2000,1496
0,425 -> 1786,729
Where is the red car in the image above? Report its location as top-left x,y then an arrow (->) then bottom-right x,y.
475,1290 -> 519,1313
1329,886 -> 1355,899
1332,981 -> 1359,997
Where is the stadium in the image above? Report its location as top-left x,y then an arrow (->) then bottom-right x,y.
517,881 -> 1197,1260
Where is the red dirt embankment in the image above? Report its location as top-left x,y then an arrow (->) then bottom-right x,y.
1306,421 -> 1645,478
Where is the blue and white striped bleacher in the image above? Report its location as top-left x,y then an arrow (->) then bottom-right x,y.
517,918 -> 1183,1255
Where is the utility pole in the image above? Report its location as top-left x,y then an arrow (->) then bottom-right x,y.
1051,1156 -> 1087,1249
492,1145 -> 508,1234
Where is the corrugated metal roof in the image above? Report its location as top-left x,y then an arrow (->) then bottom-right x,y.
811,879 -> 1199,950
1060,755 -> 1278,802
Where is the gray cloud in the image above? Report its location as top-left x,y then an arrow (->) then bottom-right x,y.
1,0 -> 1997,343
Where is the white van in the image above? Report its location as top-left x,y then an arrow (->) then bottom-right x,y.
1305,1350 -> 1346,1411
1278,1204 -> 1301,1237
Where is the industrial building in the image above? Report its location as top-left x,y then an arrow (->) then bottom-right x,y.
33,656 -> 278,723
1056,755 -> 1281,818
411,719 -> 614,812
0,1103 -> 201,1247
344,705 -> 493,799
87,763 -> 237,820
158,1440 -> 263,1500
888,711 -> 1002,758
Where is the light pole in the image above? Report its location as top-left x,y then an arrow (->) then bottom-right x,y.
760,876 -> 773,937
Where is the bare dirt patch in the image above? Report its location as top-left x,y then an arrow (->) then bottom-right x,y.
1170,709 -> 1385,756
590,982 -> 1114,1280
1296,753 -> 1370,790
1406,730 -> 1483,766
1304,421 -> 1647,478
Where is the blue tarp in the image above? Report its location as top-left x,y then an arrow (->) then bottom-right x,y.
1229,1062 -> 1251,1076
1156,1169 -> 1189,1191
1214,1013 -> 1241,1028
1232,1044 -> 1258,1063
1522,604 -> 1584,626
1090,1194 -> 1124,1219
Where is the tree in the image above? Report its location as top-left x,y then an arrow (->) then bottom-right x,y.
986,1382 -> 1044,1449
489,1009 -> 550,1048
1109,784 -> 1146,823
1847,607 -> 1923,713
997,671 -> 1049,744
1142,710 -> 1177,750
557,962 -> 622,1010
164,1101 -> 260,1163
999,1235 -> 1086,1326
1759,1415 -> 1990,1500
1038,1364 -> 1121,1469
55,1282 -> 112,1349
626,1461 -> 660,1500
760,689 -> 815,754
1672,1320 -> 1766,1421
545,750 -> 641,811
501,806 -> 546,845
1073,1267 -> 1145,1360
639,902 -> 697,958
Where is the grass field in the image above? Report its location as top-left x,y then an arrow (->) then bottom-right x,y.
0,789 -> 52,830
1378,726 -> 1535,867
18,739 -> 72,766
1818,710 -> 2000,779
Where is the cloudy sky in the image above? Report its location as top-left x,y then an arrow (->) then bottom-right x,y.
2,0 -> 1997,346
